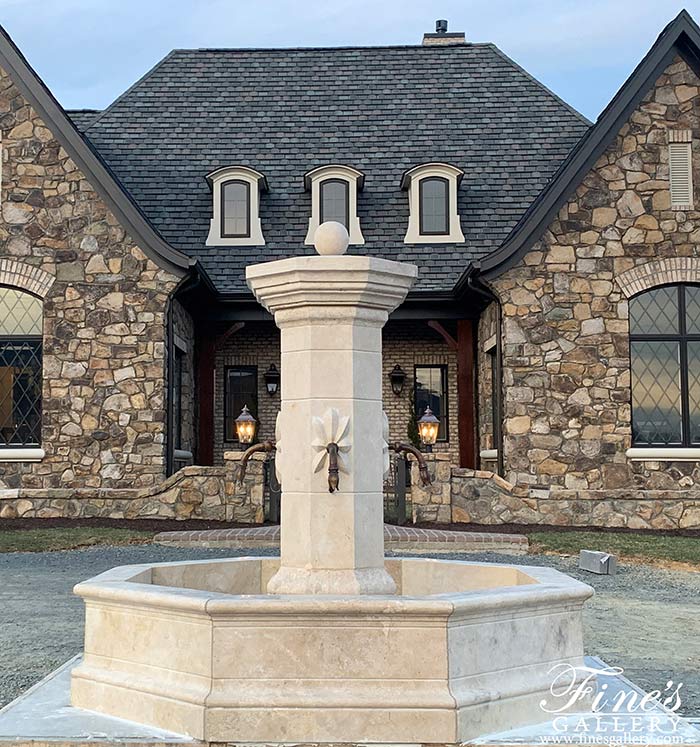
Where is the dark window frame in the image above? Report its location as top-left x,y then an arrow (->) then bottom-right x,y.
223,365 -> 258,444
319,178 -> 350,229
220,179 -> 251,239
173,347 -> 184,451
413,364 -> 449,442
0,286 -> 43,449
629,283 -> 700,447
418,176 -> 450,236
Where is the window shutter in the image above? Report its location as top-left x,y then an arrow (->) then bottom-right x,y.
669,131 -> 694,208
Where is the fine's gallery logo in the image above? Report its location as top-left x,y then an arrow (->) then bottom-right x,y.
537,663 -> 691,742
540,663 -> 683,715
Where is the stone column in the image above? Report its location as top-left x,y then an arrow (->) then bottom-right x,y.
246,249 -> 416,594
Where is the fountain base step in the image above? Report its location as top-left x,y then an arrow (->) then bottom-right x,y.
4,656 -> 698,746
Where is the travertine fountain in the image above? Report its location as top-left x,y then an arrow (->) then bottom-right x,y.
71,223 -> 593,744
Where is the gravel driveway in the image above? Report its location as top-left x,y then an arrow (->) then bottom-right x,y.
0,545 -> 698,717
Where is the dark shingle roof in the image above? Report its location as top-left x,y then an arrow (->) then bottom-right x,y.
82,43 -> 589,294
66,109 -> 102,131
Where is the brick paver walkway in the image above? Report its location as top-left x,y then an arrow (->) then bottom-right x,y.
154,524 -> 528,553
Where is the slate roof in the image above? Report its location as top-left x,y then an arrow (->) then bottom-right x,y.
80,43 -> 590,295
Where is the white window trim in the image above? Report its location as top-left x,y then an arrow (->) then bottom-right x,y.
668,130 -> 694,210
0,448 -> 44,462
401,162 -> 465,244
304,165 -> 365,245
626,447 -> 700,461
205,166 -> 267,246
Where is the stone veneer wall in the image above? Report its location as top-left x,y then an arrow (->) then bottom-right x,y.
213,320 -> 460,464
0,452 -> 264,523
408,456 -> 700,529
485,54 -> 700,526
0,64 -> 181,490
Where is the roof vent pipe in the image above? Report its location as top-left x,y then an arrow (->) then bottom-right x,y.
436,19 -> 448,33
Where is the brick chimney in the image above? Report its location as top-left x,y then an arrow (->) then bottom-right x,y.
422,19 -> 465,46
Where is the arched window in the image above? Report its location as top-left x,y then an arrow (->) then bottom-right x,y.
0,287 -> 42,447
319,179 -> 349,228
630,284 -> 700,446
419,177 -> 449,235
221,179 -> 250,238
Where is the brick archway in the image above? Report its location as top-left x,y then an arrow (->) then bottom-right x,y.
0,259 -> 54,298
616,257 -> 700,298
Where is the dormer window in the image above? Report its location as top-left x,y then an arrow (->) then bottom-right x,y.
401,163 -> 465,244
304,165 -> 364,245
206,166 -> 267,246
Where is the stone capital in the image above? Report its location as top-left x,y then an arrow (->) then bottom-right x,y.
246,256 -> 417,327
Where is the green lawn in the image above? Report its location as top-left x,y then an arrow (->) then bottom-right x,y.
0,527 -> 153,553
528,530 -> 700,566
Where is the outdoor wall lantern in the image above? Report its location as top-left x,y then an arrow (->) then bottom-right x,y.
418,406 -> 440,452
389,364 -> 406,396
235,405 -> 257,444
264,364 -> 280,396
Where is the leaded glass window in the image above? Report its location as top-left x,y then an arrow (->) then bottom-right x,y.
0,288 -> 42,447
630,284 -> 700,447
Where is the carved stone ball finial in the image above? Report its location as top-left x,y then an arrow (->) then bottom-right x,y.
313,221 -> 349,256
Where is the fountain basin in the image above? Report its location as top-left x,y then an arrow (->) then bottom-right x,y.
71,556 -> 592,744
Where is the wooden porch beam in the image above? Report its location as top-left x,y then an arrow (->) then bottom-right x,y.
427,320 -> 458,350
456,319 -> 477,469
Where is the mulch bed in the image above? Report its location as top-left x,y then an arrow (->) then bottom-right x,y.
414,521 -> 700,539
0,517 -> 276,532
0,517 -> 697,539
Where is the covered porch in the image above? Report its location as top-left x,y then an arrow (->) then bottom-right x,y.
169,284 -> 493,475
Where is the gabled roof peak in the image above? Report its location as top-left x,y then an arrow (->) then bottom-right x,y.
468,8 -> 700,283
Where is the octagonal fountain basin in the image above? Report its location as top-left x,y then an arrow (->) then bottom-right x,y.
71,556 -> 593,745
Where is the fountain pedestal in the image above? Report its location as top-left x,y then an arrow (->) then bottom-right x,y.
246,255 -> 416,595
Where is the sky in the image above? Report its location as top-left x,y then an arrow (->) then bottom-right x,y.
2,0 -> 700,121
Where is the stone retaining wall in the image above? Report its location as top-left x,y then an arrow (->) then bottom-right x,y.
2,451 -> 697,529
408,454 -> 700,529
0,452 -> 265,523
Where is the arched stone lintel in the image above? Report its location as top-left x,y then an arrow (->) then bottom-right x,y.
616,257 -> 700,298
0,258 -> 54,299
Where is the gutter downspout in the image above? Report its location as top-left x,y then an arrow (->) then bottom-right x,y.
466,265 -> 505,478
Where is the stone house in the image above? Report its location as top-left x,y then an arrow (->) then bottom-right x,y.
0,12 -> 698,529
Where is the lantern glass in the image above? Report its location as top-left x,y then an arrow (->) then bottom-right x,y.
235,405 -> 257,445
264,364 -> 280,396
418,406 -> 440,446
389,364 -> 406,396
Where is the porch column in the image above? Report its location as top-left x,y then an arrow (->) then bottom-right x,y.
456,319 -> 476,469
196,335 -> 217,465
